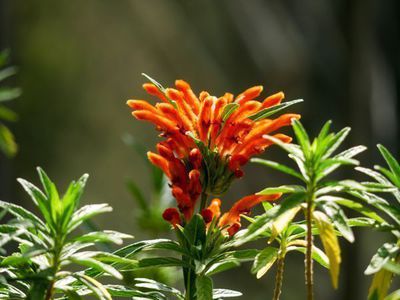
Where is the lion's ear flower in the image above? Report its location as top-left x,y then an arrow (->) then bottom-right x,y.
127,76 -> 300,222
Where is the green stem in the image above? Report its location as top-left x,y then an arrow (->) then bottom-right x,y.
304,175 -> 316,300
305,199 -> 314,300
272,250 -> 286,300
184,267 -> 197,300
45,237 -> 64,300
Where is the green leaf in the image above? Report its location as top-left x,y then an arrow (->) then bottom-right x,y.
0,124 -> 17,157
347,217 -> 376,227
183,214 -> 206,246
322,127 -> 351,159
356,166 -> 394,187
115,239 -> 181,257
69,256 -> 122,279
335,145 -> 367,160
0,66 -> 17,82
367,268 -> 393,300
212,289 -> 242,299
71,230 -> 133,245
383,260 -> 400,275
292,119 -> 310,156
205,260 -> 240,276
0,200 -> 46,230
17,177 -> 56,232
316,158 -> 360,181
365,243 -> 399,275
0,87 -> 21,102
251,247 -> 278,279
196,275 -> 213,300
135,278 -> 183,299
317,120 -> 332,141
248,99 -> 303,121
69,204 -> 112,233
0,106 -> 17,122
221,103 -> 239,122
59,173 -> 89,232
287,243 -> 329,268
321,197 -> 384,223
269,206 -> 301,242
1,248 -> 48,266
263,135 -> 304,158
36,167 -> 61,226
105,284 -> 167,298
385,289 -> 400,300
233,193 -> 305,246
74,273 -> 112,300
251,158 -> 303,180
322,202 -> 354,242
257,185 -> 305,195
138,257 -> 187,268
313,211 -> 341,289
377,144 -> 400,186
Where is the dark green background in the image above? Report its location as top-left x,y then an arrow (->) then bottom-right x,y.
1,1 -> 400,299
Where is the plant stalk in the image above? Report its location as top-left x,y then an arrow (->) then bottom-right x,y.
305,196 -> 314,300
45,237 -> 64,300
184,266 -> 197,300
273,252 -> 286,300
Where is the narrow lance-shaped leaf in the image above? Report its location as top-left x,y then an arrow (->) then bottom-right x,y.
313,211 -> 341,289
248,99 -> 303,121
251,247 -> 278,279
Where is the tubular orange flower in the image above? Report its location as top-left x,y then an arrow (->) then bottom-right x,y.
127,76 -> 301,225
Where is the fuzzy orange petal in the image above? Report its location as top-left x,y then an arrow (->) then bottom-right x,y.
261,91 -> 285,109
147,152 -> 171,178
235,85 -> 263,105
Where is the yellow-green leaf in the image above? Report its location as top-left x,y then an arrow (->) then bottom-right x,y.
269,206 -> 300,242
367,268 -> 393,300
313,211 -> 341,289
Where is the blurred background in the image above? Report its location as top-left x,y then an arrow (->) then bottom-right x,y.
1,0 -> 400,299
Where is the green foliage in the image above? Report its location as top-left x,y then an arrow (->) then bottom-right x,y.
108,215 -> 247,299
354,145 -> 400,300
234,120 -> 375,298
0,50 -> 21,157
0,168 -> 139,300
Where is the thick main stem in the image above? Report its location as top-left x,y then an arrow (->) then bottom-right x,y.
272,255 -> 285,300
305,196 -> 314,300
184,267 -> 197,300
45,237 -> 64,300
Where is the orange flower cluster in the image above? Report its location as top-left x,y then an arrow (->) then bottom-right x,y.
127,78 -> 300,235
